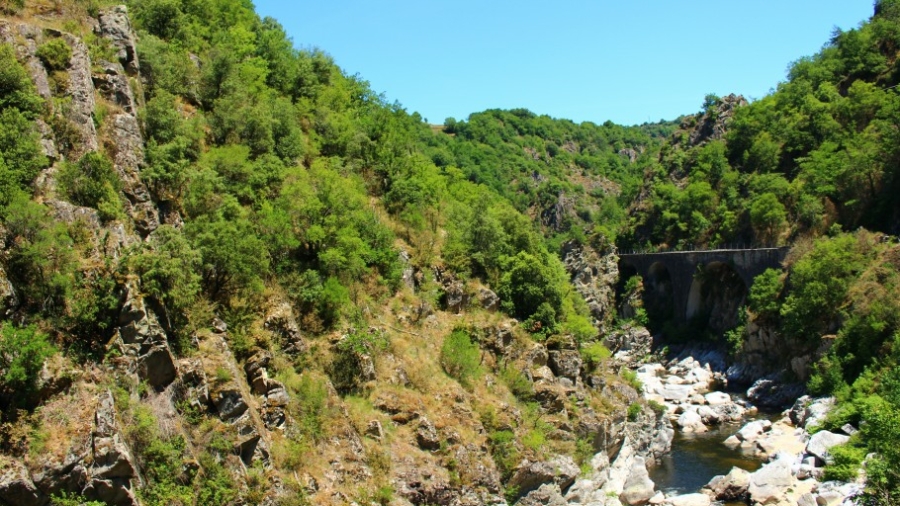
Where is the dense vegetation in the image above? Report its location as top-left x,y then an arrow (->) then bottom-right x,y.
1,0 -> 899,502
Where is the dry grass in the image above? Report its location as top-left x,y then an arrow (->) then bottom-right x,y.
27,380 -> 99,471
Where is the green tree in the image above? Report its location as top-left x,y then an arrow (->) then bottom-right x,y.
0,323 -> 56,409
749,192 -> 787,245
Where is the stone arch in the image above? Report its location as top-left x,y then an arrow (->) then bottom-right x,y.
685,261 -> 748,334
643,261 -> 675,325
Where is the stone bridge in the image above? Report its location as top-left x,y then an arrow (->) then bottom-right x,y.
618,247 -> 789,325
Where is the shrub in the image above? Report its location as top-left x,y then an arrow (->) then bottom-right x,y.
500,365 -> 533,400
622,368 -> 643,391
580,342 -> 611,371
0,323 -> 57,408
36,39 -> 71,71
440,328 -> 482,389
58,152 -> 123,217
627,402 -> 642,422
824,443 -> 866,481
0,44 -> 43,115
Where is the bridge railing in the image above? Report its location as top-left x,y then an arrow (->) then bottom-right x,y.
618,243 -> 790,256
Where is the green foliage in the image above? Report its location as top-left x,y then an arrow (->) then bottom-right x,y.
58,152 -> 123,220
1,194 -> 75,315
129,225 -> 201,314
500,365 -> 533,400
748,269 -> 783,322
627,402 -> 642,422
780,233 -> 870,342
0,44 -> 43,116
51,493 -> 105,506
621,368 -> 642,391
0,108 -> 47,204
440,328 -> 482,389
824,442 -> 866,481
580,341 -> 611,371
36,38 -> 72,71
0,324 -> 56,409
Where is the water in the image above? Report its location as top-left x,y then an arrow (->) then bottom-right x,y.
649,421 -> 765,497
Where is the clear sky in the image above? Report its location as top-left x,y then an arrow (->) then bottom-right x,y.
252,1 -> 875,126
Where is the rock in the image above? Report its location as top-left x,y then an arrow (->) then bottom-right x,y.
88,391 -> 138,506
620,457 -> 656,506
517,483 -> 568,506
704,391 -> 731,406
137,344 -> 177,389
82,477 -> 138,506
748,454 -> 793,505
736,420 -> 766,443
548,350 -> 582,381
805,431 -> 850,463
211,388 -> 248,421
415,417 -> 440,451
509,456 -> 579,499
477,287 -> 500,311
840,424 -> 858,436
365,420 -> 384,441
677,411 -> 706,433
697,406 -> 721,425
0,266 -> 18,317
0,457 -> 46,506
533,383 -> 566,413
561,241 -> 619,323
747,374 -> 806,409
797,493 -> 817,506
664,493 -> 711,506
702,467 -> 749,501
97,6 -> 139,73
723,435 -> 741,449
789,395 -> 812,426
264,303 -> 306,355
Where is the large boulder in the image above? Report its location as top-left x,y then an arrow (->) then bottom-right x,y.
517,483 -> 568,506
805,431 -> 850,463
748,454 -> 793,505
702,466 -> 749,501
676,410 -> 706,433
509,456 -> 579,499
736,420 -> 767,443
548,350 -> 582,381
620,457 -> 656,506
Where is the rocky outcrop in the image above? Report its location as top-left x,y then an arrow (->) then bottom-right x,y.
85,391 -> 139,506
561,240 -> 618,325
114,284 -> 177,389
686,94 -> 747,147
0,266 -> 18,317
508,456 -> 579,500
0,458 -> 46,506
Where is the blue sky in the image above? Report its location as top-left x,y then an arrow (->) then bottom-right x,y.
252,1 -> 874,126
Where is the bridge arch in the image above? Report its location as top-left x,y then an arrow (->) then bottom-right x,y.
617,247 -> 788,334
685,261 -> 748,334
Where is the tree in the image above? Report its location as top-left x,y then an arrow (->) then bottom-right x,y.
750,192 -> 787,245
0,323 -> 56,409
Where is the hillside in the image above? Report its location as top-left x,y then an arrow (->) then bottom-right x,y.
0,0 -> 898,505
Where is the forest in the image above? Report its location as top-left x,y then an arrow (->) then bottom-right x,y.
0,0 -> 898,504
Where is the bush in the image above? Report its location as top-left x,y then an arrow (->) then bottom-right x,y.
0,108 -> 47,204
58,152 -> 123,218
440,328 -> 482,389
0,44 -> 43,115
580,342 -> 611,371
0,323 -> 56,408
500,365 -> 533,400
824,443 -> 866,481
627,402 -> 642,422
622,368 -> 643,391
36,39 -> 72,71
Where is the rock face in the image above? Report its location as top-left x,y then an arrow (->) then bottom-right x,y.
0,266 -> 18,317
561,240 -> 618,325
509,456 -> 579,500
687,94 -> 748,146
0,458 -> 46,506
85,391 -> 139,506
